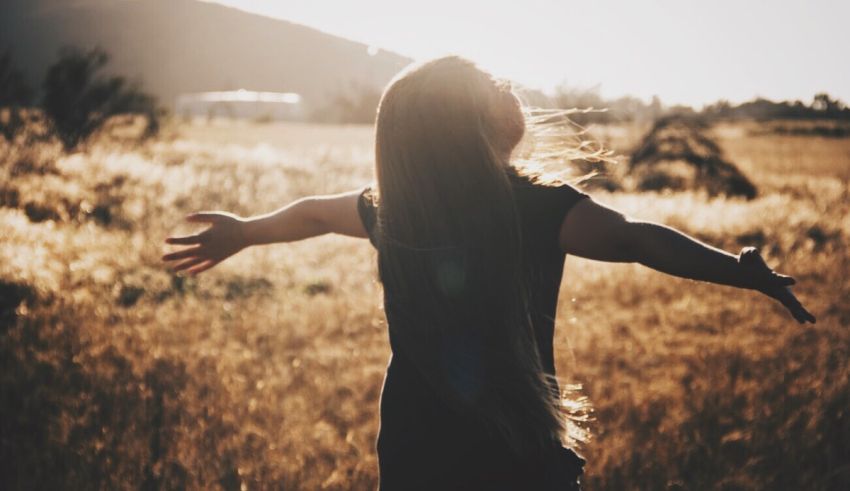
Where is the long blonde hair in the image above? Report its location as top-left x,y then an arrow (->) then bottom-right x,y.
371,56 -> 598,454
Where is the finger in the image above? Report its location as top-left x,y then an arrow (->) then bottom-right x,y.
186,260 -> 217,276
794,295 -> 817,323
740,246 -> 759,256
186,212 -> 223,224
795,308 -> 816,325
773,273 -> 796,287
170,256 -> 206,273
162,246 -> 203,262
773,287 -> 816,324
165,234 -> 204,246
778,290 -> 808,324
739,247 -> 766,267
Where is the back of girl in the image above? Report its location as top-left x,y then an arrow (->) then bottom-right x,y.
361,56 -> 587,490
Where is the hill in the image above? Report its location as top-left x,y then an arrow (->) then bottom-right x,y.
0,0 -> 411,110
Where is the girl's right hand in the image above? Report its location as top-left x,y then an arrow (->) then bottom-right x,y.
162,212 -> 249,275
738,247 -> 816,324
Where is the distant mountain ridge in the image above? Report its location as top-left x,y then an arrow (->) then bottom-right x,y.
0,0 -> 411,110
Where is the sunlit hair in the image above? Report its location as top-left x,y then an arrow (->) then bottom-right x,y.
370,55 -> 599,454
515,106 -> 616,186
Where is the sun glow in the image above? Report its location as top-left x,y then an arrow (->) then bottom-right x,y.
202,0 -> 850,107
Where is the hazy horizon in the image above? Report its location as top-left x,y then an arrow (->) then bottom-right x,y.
203,0 -> 850,108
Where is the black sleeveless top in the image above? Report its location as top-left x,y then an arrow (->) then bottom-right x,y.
357,172 -> 589,491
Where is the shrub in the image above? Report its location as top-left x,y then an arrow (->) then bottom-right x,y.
0,50 -> 34,142
42,47 -> 160,151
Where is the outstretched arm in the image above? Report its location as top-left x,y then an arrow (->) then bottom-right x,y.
162,189 -> 368,275
558,196 -> 816,324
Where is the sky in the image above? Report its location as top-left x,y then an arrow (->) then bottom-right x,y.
203,0 -> 850,107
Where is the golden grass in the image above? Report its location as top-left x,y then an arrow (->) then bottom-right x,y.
1,119 -> 848,490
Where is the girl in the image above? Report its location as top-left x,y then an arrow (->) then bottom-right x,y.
163,56 -> 815,490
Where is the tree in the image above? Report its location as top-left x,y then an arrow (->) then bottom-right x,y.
0,50 -> 34,142
42,47 -> 159,150
812,93 -> 844,113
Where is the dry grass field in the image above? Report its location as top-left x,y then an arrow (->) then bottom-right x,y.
1,118 -> 848,490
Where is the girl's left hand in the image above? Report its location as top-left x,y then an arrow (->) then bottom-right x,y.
739,247 -> 816,324
162,212 -> 248,276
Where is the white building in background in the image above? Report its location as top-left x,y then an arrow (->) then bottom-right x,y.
175,89 -> 304,121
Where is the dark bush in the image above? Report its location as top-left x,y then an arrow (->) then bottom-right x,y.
630,117 -> 757,199
0,280 -> 35,326
0,49 -> 34,142
23,201 -> 61,222
116,284 -> 145,307
42,47 -> 160,151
